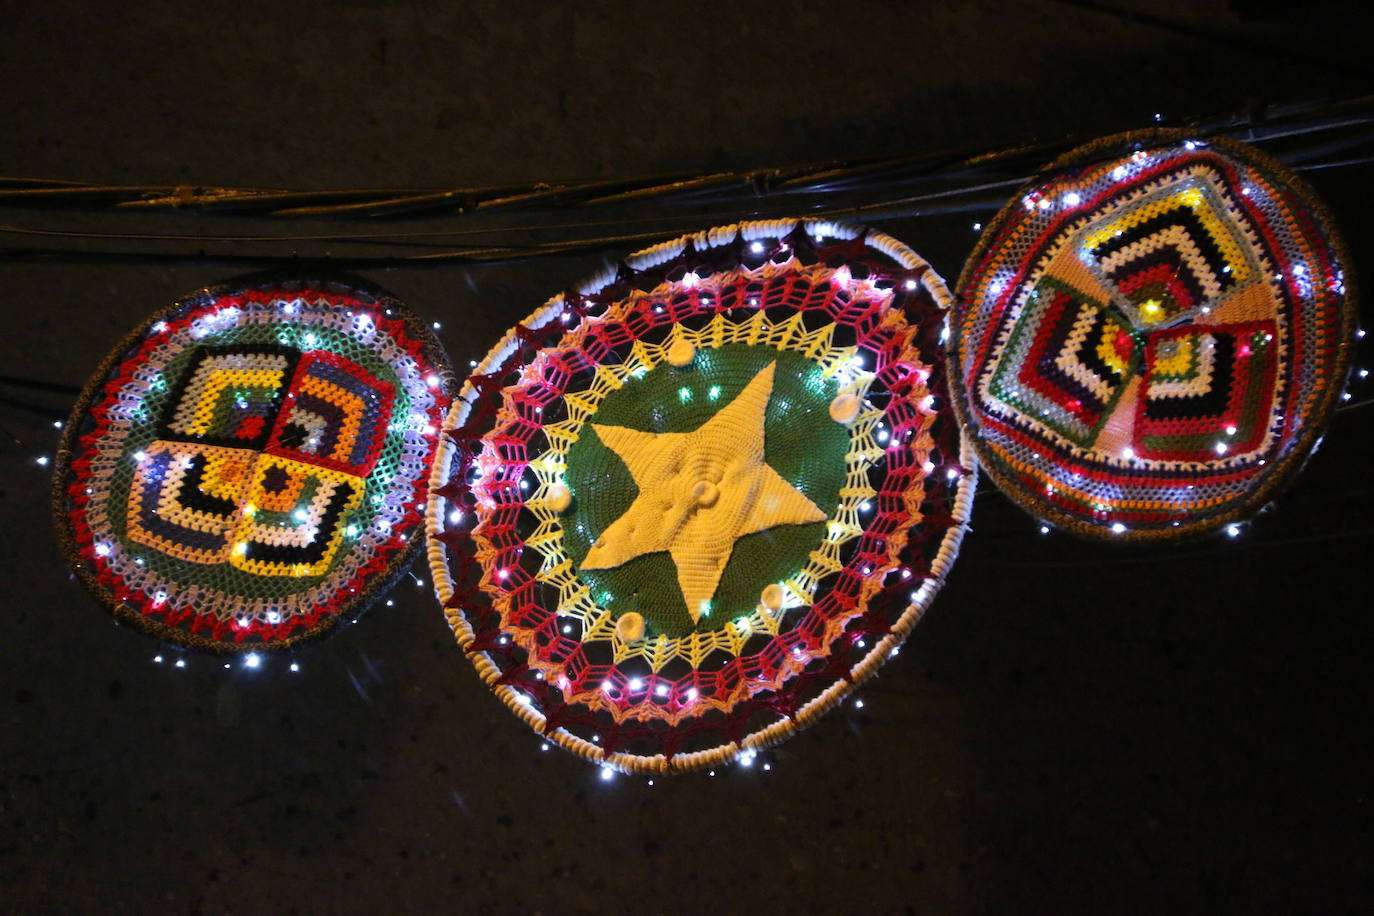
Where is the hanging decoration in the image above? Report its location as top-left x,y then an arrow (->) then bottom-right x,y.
427,219 -> 974,773
52,276 -> 451,652
951,131 -> 1356,540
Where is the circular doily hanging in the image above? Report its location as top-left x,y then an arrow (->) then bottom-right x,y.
951,131 -> 1356,540
427,219 -> 974,774
53,275 -> 452,652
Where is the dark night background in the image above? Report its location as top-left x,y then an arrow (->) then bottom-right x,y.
1,1 -> 1371,913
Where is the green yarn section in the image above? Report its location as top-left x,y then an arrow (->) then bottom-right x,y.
107,320 -> 410,597
562,343 -> 847,638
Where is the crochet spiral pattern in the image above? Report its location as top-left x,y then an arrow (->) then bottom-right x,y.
427,219 -> 974,773
53,277 -> 451,652
951,132 -> 1355,540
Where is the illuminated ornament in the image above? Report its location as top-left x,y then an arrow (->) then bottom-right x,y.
52,276 -> 451,652
951,132 -> 1356,540
427,219 -> 974,773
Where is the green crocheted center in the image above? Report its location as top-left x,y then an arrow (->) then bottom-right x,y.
562,343 -> 847,638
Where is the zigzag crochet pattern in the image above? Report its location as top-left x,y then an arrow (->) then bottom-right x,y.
951,132 -> 1355,540
427,219 -> 974,773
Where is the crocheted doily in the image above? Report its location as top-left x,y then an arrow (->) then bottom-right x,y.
427,219 -> 974,773
54,276 -> 451,652
952,132 -> 1355,540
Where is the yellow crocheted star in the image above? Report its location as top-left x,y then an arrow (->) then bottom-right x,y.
581,361 -> 826,623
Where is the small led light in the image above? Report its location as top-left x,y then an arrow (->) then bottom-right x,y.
153,655 -> 163,664
600,767 -> 614,781
174,659 -> 186,669
35,455 -> 49,467
432,321 -> 442,330
1039,525 -> 1050,535
1226,524 -> 1241,538
244,653 -> 261,669
854,698 -> 864,709
654,683 -> 669,697
1215,442 -> 1228,455
749,241 -> 765,254
1062,192 -> 1081,207
133,451 -> 147,462
52,420 -> 63,429
971,222 -> 982,231
1110,522 -> 1127,535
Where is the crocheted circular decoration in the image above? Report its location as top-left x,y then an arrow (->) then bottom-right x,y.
428,219 -> 975,774
53,276 -> 452,652
952,132 -> 1355,540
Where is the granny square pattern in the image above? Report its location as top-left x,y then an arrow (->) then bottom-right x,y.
54,277 -> 451,651
951,132 -> 1355,540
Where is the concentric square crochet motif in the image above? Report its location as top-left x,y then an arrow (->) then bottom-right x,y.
953,133 -> 1354,539
54,278 -> 450,652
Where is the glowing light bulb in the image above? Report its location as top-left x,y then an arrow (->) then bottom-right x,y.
244,653 -> 261,669
1110,522 -> 1127,535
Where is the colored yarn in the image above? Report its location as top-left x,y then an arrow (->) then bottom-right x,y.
952,132 -> 1355,540
427,219 -> 974,773
53,277 -> 451,652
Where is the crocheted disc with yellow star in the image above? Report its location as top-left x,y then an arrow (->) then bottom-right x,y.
427,220 -> 975,774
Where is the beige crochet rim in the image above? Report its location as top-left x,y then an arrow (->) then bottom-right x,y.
426,218 -> 977,774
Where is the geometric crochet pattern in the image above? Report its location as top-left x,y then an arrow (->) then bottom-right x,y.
53,276 -> 451,652
952,131 -> 1356,540
426,219 -> 975,773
